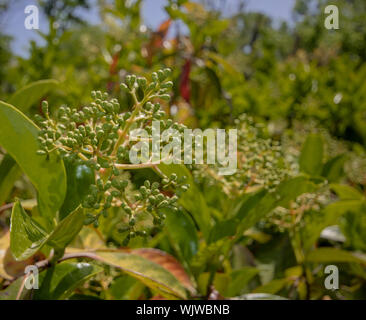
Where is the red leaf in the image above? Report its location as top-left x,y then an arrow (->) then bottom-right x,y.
180,59 -> 191,102
133,248 -> 195,295
145,19 -> 172,65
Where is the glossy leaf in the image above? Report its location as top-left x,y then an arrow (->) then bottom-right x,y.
10,201 -> 48,261
92,250 -> 189,299
0,101 -> 66,225
0,80 -> 60,205
0,261 -> 102,300
10,201 -> 85,261
133,248 -> 195,295
34,262 -> 102,300
163,207 -> 198,263
47,206 -> 85,250
0,155 -> 22,205
59,161 -> 95,220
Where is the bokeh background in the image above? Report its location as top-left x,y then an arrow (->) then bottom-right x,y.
1,0 -> 366,300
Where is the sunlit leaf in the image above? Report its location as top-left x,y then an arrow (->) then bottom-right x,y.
90,249 -> 190,299
330,184 -> 364,200
253,278 -> 289,294
34,262 -> 102,300
10,201 -> 48,261
0,101 -> 66,225
9,79 -> 59,113
306,248 -> 366,265
10,201 -> 84,261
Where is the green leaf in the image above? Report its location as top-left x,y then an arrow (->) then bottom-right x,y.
10,201 -> 48,261
47,207 -> 85,250
158,163 -> 212,239
34,262 -> 102,300
59,161 -> 95,220
233,189 -> 267,221
92,251 -> 188,299
253,278 -> 288,294
237,177 -> 317,233
207,190 -> 268,243
322,154 -> 347,182
299,134 -> 324,176
10,201 -> 85,261
109,275 -> 142,300
0,154 -> 22,205
209,219 -> 238,243
0,261 -> 101,300
330,184 -> 364,200
9,79 -> 59,113
164,208 -> 198,263
341,204 -> 366,251
0,101 -> 66,225
301,200 -> 364,252
209,177 -> 317,241
225,267 -> 259,297
0,80 -> 60,205
306,248 -> 366,265
0,276 -> 32,300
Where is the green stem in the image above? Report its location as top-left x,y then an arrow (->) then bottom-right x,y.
111,89 -> 141,156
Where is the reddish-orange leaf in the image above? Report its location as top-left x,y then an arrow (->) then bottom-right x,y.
133,248 -> 195,295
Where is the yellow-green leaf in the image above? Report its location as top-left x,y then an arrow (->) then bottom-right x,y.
9,79 -> 59,113
0,101 -> 66,224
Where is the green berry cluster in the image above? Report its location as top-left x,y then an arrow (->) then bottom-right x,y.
117,173 -> 188,246
193,114 -> 293,198
266,185 -> 331,232
35,68 -> 189,245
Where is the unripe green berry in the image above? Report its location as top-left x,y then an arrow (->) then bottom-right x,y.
42,101 -> 49,115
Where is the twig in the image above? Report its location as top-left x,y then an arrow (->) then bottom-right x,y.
115,162 -> 161,170
0,203 -> 13,215
16,275 -> 27,300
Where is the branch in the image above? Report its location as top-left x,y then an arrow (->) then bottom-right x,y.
114,162 -> 161,170
0,203 -> 13,215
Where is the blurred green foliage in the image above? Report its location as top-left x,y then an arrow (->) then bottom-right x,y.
0,0 -> 366,300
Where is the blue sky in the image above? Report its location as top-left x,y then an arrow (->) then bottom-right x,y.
1,0 -> 295,57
